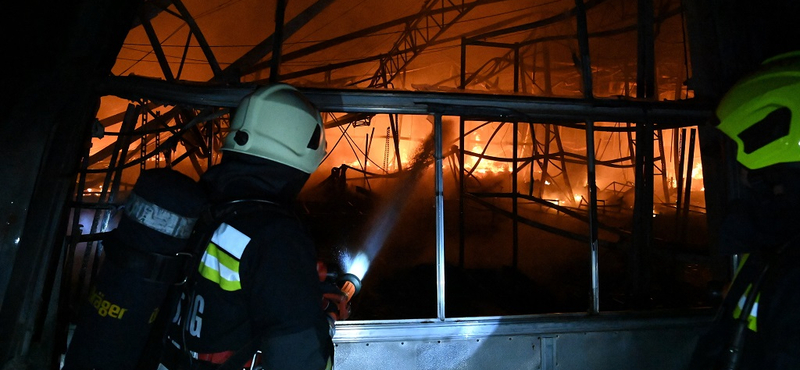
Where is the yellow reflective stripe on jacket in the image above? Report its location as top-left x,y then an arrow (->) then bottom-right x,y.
735,254 -> 749,278
198,223 -> 250,291
732,284 -> 759,332
198,243 -> 242,291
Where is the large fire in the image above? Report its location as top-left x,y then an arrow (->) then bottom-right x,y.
311,113 -> 706,215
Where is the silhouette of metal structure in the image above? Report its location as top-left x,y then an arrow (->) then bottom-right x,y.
2,0 -> 748,368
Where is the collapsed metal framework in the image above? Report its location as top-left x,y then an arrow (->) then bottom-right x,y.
58,75 -> 712,370
8,0 -> 798,368
90,75 -> 712,306
68,0 -> 711,331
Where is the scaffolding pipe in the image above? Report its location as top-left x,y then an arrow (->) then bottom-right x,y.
512,46 -> 521,269
171,0 -> 222,77
434,113 -> 446,321
458,39 -> 469,270
630,0 -> 656,308
681,128 -> 697,241
675,128 -> 687,231
514,45 -> 520,93
140,17 -> 174,81
574,0 -> 600,314
512,122 -> 519,270
526,123 -> 536,196
656,130 -> 671,203
459,117 -> 466,269
207,120 -> 214,169
389,114 -> 403,171
101,75 -> 714,125
270,0 -> 287,83
539,125 -> 551,199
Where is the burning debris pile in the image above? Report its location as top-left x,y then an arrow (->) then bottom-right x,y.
296,113 -> 709,318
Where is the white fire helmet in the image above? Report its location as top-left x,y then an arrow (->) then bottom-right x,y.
223,84 -> 327,174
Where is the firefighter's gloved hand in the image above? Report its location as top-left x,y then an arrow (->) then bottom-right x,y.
321,284 -> 351,321
323,291 -> 351,321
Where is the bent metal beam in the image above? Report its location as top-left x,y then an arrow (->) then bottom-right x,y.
100,75 -> 713,126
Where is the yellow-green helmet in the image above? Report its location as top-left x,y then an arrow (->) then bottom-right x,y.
716,51 -> 800,170
223,84 -> 326,173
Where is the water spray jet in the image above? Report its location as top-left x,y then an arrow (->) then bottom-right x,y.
337,132 -> 437,289
341,251 -> 370,281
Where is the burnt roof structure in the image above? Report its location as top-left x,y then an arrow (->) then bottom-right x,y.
2,0 -> 800,367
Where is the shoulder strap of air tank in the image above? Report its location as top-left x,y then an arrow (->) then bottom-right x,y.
194,199 -> 296,370
158,199 -> 285,369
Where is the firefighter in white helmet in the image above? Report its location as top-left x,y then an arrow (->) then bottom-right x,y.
688,51 -> 800,370
158,84 -> 335,370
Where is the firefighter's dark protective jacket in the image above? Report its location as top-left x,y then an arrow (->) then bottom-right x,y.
688,245 -> 800,370
161,153 -> 332,370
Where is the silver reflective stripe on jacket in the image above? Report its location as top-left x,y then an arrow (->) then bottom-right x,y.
124,193 -> 198,239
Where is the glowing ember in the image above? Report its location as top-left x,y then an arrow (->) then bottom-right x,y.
691,163 -> 703,179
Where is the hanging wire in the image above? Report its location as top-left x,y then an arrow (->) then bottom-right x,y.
384,126 -> 391,173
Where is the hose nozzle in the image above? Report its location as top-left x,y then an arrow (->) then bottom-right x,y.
337,273 -> 362,302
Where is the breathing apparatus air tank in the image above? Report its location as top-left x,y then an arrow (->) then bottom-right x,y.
63,168 -> 207,370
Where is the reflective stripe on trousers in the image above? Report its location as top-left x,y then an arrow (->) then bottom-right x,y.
732,283 -> 759,332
